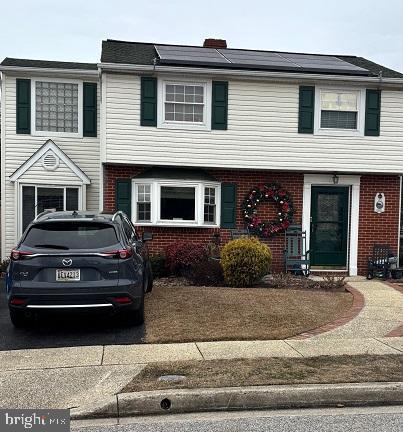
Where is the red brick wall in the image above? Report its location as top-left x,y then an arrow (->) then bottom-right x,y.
357,175 -> 400,274
103,164 -> 304,272
104,165 -> 401,275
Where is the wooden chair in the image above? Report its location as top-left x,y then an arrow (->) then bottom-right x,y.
367,244 -> 393,280
284,225 -> 310,276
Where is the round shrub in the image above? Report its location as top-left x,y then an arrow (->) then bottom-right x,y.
221,237 -> 272,287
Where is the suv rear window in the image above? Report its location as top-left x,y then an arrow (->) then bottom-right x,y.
22,222 -> 119,250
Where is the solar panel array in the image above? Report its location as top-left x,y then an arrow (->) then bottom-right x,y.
155,45 -> 369,75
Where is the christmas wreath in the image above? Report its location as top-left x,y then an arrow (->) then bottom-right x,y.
243,183 -> 294,237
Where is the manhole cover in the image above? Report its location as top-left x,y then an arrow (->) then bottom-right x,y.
158,374 -> 186,383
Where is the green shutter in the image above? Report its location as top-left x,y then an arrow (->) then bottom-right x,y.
116,179 -> 132,219
141,77 -> 157,126
212,81 -> 228,130
365,89 -> 381,136
16,79 -> 31,134
221,183 -> 237,228
298,86 -> 315,134
83,82 -> 97,137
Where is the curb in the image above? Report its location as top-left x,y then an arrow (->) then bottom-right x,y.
71,381 -> 403,419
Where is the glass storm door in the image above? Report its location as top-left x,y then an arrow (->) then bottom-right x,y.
310,186 -> 349,266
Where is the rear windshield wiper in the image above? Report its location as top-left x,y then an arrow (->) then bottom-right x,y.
33,244 -> 69,250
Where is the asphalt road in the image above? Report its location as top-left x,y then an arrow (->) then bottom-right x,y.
0,280 -> 144,350
72,406 -> 403,432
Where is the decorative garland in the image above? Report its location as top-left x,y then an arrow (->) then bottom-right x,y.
242,183 -> 294,237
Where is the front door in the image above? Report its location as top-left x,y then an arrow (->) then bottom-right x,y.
310,186 -> 349,267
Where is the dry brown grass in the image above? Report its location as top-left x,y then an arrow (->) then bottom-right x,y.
144,284 -> 352,343
122,355 -> 403,393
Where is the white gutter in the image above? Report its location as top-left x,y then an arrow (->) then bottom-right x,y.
98,62 -> 403,87
0,65 -> 98,77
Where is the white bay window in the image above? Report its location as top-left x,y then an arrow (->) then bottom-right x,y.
133,180 -> 220,227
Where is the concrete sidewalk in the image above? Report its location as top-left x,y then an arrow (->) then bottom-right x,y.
0,337 -> 402,373
314,280 -> 403,339
0,337 -> 402,410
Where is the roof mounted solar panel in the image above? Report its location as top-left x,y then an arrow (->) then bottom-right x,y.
155,45 -> 230,67
280,53 -> 369,75
218,49 -> 302,71
155,44 -> 370,75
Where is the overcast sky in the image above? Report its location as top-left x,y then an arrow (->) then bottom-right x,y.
1,0 -> 403,72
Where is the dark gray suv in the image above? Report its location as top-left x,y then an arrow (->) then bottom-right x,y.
6,210 -> 153,327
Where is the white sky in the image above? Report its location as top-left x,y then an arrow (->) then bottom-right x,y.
1,0 -> 403,72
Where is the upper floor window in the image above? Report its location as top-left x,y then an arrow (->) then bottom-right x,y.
158,79 -> 211,130
35,81 -> 79,133
314,87 -> 365,136
31,79 -> 83,137
320,91 -> 358,129
165,84 -> 204,123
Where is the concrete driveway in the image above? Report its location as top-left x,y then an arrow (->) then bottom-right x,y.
0,280 -> 144,350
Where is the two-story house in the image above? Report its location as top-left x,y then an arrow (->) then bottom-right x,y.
2,38 -> 403,276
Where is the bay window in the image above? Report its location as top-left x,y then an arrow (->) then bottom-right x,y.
133,180 -> 220,226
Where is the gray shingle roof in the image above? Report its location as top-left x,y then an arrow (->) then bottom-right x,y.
101,40 -> 156,65
1,57 -> 97,70
101,39 -> 403,78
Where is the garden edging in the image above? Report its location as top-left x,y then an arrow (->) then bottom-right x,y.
287,284 -> 365,340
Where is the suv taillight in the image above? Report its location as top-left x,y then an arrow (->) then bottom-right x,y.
11,249 -> 33,261
103,248 -> 133,259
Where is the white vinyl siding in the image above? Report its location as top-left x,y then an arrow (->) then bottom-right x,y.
104,73 -> 403,174
1,74 -> 100,259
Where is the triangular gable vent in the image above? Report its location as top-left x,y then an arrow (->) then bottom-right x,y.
9,139 -> 91,184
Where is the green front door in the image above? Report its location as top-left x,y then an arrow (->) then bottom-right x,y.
310,186 -> 349,267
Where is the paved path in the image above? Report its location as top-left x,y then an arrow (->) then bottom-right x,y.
313,280 -> 403,339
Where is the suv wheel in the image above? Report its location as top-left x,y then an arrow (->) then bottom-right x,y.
9,309 -> 29,328
146,262 -> 153,293
120,295 -> 144,326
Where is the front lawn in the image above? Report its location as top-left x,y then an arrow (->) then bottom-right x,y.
122,355 -> 403,392
144,282 -> 352,343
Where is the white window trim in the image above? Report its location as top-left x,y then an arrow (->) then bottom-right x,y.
132,179 -> 221,227
314,87 -> 365,137
157,78 -> 212,131
31,77 -> 83,138
302,174 -> 360,276
17,183 -> 84,236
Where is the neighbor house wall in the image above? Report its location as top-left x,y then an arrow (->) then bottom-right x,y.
1,73 -> 100,258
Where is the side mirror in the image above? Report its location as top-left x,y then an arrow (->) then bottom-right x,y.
142,232 -> 153,242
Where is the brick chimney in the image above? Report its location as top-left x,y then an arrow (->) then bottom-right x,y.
203,38 -> 227,49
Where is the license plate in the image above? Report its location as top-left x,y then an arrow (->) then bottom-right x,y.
56,269 -> 80,281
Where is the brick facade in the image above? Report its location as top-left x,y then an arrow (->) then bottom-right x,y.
103,164 -> 304,272
103,164 -> 401,275
357,175 -> 400,274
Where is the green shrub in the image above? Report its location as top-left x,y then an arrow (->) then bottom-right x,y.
221,237 -> 272,287
149,254 -> 170,278
184,257 -> 224,286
